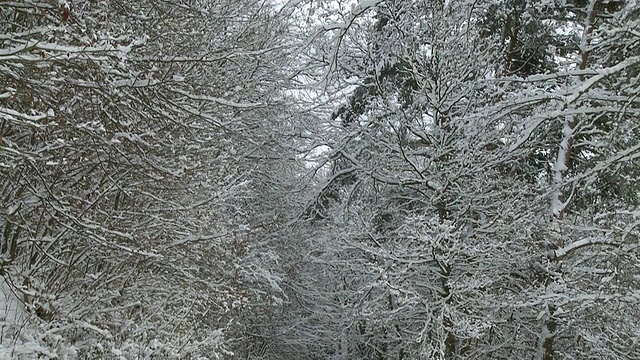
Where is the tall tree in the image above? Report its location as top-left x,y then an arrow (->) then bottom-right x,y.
265,1 -> 540,358
260,0 -> 640,359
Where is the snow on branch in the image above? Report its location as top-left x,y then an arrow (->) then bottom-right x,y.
564,55 -> 640,105
550,238 -> 618,261
0,38 -> 146,62
317,0 -> 382,88
0,107 -> 55,127
566,143 -> 640,184
173,89 -> 262,109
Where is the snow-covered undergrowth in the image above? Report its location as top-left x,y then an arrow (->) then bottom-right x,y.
0,277 -> 228,359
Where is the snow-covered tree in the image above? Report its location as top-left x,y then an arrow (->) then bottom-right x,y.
0,0 -> 294,357
3,0 -> 636,358
500,1 -> 640,358
260,1 -> 528,358
256,0 -> 640,359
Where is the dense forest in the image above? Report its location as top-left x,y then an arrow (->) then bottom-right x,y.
1,0 -> 638,358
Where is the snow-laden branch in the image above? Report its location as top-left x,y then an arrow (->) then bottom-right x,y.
506,56 -> 639,152
564,55 -> 640,105
0,107 -> 54,124
565,143 -> 640,184
173,89 -> 262,109
506,106 -> 640,152
508,117 -> 547,152
318,0 -> 383,88
0,27 -> 53,41
0,38 -> 146,62
550,238 -> 618,261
